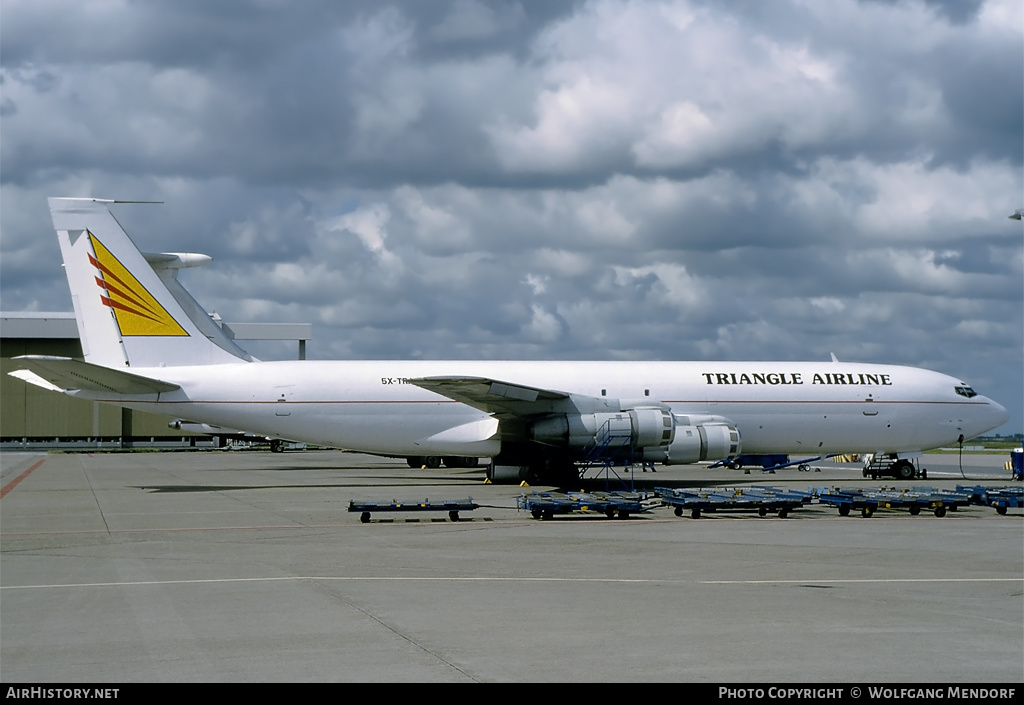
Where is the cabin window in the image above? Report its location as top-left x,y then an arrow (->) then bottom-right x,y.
954,386 -> 977,398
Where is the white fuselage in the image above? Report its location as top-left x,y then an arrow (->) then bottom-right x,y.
94,360 -> 1008,458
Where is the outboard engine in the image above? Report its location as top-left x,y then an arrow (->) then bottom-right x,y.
638,419 -> 741,464
530,408 -> 740,465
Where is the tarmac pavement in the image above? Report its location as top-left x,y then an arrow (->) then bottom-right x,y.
1,449 -> 1021,683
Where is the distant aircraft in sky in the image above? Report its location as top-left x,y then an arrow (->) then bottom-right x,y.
9,198 -> 1009,484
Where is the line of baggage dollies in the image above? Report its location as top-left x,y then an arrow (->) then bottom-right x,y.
516,484 -> 1023,521
349,485 -> 1022,522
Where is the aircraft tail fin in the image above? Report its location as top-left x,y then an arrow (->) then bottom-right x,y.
48,198 -> 253,369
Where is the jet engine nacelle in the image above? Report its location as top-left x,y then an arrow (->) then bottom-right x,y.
531,407 -> 675,449
638,421 -> 741,465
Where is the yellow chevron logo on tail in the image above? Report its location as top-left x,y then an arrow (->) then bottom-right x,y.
88,231 -> 189,337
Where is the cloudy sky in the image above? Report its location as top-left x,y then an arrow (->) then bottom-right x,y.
1,0 -> 1021,435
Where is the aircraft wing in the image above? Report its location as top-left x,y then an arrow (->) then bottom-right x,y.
409,376 -> 573,417
10,355 -> 180,395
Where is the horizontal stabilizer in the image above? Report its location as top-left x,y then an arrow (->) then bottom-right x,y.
8,369 -> 66,393
10,355 -> 179,395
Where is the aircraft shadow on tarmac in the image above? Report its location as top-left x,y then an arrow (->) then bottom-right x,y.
132,471 -> 487,493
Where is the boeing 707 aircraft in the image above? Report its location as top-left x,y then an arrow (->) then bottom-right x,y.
9,198 -> 1009,484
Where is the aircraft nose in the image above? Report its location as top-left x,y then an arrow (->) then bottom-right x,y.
988,398 -> 1010,428
973,396 -> 1010,435
959,397 -> 1009,439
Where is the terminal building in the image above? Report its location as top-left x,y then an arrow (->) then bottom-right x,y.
1,312 -> 311,448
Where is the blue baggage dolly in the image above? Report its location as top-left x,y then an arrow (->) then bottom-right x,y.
655,486 -> 813,519
518,491 -> 649,520
817,487 -> 968,517
348,497 -> 478,523
956,485 -> 1023,515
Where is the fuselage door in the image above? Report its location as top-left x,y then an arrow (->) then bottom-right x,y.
862,393 -> 879,417
274,385 -> 294,417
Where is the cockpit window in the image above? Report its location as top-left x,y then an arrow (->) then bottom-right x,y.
955,386 -> 977,398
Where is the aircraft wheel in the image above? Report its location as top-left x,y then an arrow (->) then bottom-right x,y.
909,505 -> 921,516
893,460 -> 915,480
934,506 -> 946,518
423,456 -> 442,469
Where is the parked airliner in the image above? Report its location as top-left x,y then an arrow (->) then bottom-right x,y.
9,198 -> 1009,484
